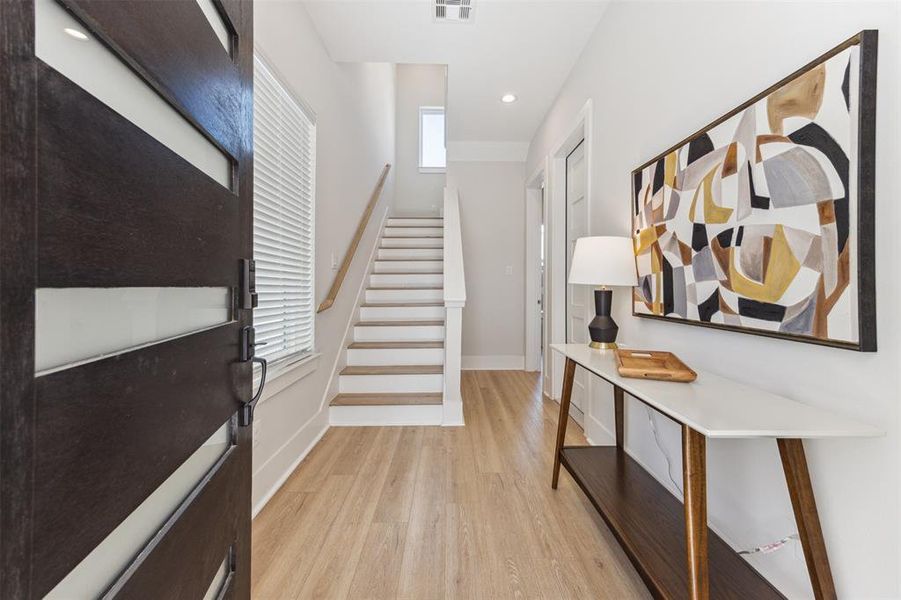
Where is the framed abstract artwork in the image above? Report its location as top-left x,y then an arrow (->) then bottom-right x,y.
631,31 -> 877,351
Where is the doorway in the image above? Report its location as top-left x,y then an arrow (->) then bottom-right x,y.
542,98 -> 592,415
525,167 -> 548,377
565,139 -> 589,417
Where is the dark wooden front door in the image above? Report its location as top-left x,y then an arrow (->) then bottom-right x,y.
1,0 -> 255,597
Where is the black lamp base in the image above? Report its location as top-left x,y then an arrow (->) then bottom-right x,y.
588,288 -> 618,350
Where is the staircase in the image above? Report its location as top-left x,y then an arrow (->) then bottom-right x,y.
329,216 -> 448,425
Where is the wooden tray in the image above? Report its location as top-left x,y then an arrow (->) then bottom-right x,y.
614,349 -> 697,383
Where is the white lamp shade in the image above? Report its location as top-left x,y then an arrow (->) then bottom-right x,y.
568,236 -> 638,287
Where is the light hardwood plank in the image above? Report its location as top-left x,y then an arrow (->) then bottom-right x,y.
347,522 -> 408,599
373,428 -> 425,523
251,475 -> 356,598
252,371 -> 650,600
397,443 -> 448,598
297,428 -> 402,599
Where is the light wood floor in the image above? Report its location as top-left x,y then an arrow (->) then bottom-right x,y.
251,370 -> 650,599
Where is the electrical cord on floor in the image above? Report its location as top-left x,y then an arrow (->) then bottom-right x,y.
644,405 -> 798,557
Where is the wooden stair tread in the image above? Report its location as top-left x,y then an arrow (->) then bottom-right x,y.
377,258 -> 444,261
355,320 -> 444,326
379,246 -> 444,250
348,341 -> 444,349
388,216 -> 443,220
382,235 -> 444,239
385,225 -> 444,228
340,365 -> 443,375
374,271 -> 444,275
330,393 -> 443,406
361,302 -> 444,307
367,286 -> 443,290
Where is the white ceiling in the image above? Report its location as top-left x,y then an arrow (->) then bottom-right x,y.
302,0 -> 609,144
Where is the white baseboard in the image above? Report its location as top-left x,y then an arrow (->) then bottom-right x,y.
329,403 -> 443,426
461,354 -> 524,370
252,411 -> 329,518
442,401 -> 465,427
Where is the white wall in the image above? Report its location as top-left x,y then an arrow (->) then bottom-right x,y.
252,2 -> 396,511
394,64 -> 446,215
528,2 -> 900,597
447,161 -> 526,370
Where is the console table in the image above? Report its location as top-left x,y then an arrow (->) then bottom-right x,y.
550,343 -> 881,600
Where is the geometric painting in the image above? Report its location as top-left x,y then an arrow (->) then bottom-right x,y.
631,31 -> 877,351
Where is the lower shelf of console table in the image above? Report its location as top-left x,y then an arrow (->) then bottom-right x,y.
550,343 -> 882,600
560,446 -> 783,599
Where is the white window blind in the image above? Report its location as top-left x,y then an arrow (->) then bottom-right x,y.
253,54 -> 316,368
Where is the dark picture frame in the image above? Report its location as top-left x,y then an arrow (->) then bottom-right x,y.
630,30 -> 877,352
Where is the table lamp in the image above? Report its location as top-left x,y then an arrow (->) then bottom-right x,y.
568,236 -> 637,350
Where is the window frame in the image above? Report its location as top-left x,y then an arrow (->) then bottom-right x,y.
418,105 -> 447,174
251,51 -> 318,379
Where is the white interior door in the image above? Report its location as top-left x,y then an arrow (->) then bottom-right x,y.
565,140 -> 588,414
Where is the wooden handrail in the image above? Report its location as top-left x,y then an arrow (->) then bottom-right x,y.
317,163 -> 392,313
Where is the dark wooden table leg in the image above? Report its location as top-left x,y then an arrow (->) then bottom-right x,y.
614,386 -> 624,449
682,425 -> 709,600
778,439 -> 837,600
551,358 -> 577,489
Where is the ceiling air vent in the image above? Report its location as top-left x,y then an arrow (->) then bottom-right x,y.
435,0 -> 474,23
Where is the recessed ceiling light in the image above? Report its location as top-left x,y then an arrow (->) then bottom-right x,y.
501,94 -> 517,104
64,27 -> 89,41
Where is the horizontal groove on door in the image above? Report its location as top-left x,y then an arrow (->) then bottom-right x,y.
109,443 -> 249,599
65,0 -> 244,159
201,551 -> 233,600
31,325 -> 250,597
36,63 -> 241,288
45,422 -> 231,599
195,0 -> 232,55
34,0 -> 231,186
35,287 -> 231,373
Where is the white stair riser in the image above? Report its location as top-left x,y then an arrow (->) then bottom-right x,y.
354,325 -> 444,342
338,373 -> 443,394
386,218 -> 443,227
378,248 -> 443,259
381,238 -> 443,248
374,260 -> 443,273
329,404 -> 443,426
384,227 -> 443,237
347,347 -> 444,366
361,305 -> 445,320
370,273 -> 443,286
354,324 -> 444,342
366,288 -> 443,303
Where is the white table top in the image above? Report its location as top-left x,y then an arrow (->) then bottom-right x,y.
551,344 -> 882,439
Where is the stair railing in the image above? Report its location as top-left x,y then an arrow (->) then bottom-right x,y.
317,163 -> 392,313
442,187 -> 466,425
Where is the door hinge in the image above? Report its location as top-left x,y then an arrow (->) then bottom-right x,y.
239,258 -> 258,310
239,325 -> 267,426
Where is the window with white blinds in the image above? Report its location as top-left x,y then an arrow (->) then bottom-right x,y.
252,54 -> 316,368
